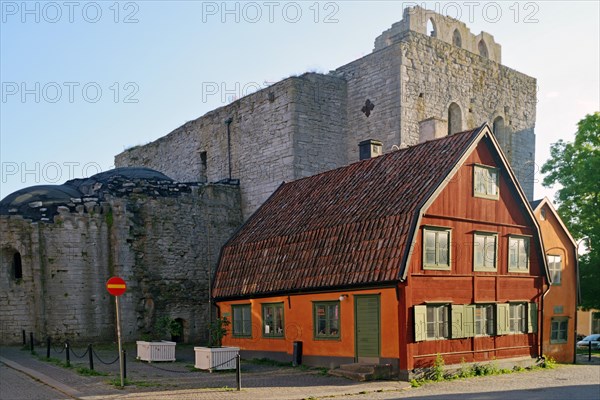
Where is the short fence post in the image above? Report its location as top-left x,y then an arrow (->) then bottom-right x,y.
589,342 -> 592,362
88,344 -> 94,370
46,337 -> 51,359
122,348 -> 127,380
65,340 -> 70,367
22,330 -> 26,346
236,353 -> 241,391
29,332 -> 34,354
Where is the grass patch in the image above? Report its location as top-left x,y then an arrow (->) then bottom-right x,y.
75,366 -> 109,376
410,354 -> 557,387
248,358 -> 291,367
107,378 -> 163,388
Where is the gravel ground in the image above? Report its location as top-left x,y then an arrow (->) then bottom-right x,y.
344,363 -> 600,400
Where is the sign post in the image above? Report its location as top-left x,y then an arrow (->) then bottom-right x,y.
106,276 -> 127,387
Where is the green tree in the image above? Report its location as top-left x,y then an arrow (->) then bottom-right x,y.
541,112 -> 600,309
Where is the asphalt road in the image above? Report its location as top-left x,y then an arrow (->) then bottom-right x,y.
0,363 -> 73,400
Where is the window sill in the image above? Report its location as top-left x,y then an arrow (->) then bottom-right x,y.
423,265 -> 451,271
474,193 -> 499,200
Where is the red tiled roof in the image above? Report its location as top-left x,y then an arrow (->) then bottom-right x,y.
213,127 -> 483,299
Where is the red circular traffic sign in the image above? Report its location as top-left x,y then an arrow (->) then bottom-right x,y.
106,276 -> 127,296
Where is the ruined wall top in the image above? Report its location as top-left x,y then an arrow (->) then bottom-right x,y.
374,6 -> 501,63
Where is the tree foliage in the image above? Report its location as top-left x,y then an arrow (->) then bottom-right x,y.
541,112 -> 600,309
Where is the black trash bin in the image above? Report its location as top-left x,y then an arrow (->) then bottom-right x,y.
292,341 -> 303,366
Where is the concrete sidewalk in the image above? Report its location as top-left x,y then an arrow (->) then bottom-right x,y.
0,345 -> 411,400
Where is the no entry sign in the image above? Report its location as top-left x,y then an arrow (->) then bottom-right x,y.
106,276 -> 127,296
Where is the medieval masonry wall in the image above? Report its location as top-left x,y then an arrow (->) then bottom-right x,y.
116,6 -> 536,207
0,170 -> 242,344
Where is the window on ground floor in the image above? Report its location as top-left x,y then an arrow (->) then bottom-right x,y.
550,318 -> 568,344
232,304 -> 252,338
313,301 -> 340,339
262,303 -> 284,338
475,304 -> 495,336
414,304 -> 449,341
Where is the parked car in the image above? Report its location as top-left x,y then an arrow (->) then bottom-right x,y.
576,334 -> 600,350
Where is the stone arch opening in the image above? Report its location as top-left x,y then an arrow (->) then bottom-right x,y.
452,29 -> 462,47
1,248 -> 23,281
426,18 -> 437,37
478,39 -> 489,58
448,103 -> 463,135
12,252 -> 22,280
171,318 -> 187,343
493,116 -> 505,136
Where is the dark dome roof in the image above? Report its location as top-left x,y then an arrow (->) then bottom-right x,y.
69,167 -> 172,186
0,184 -> 83,217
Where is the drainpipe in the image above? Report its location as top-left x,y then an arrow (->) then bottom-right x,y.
541,279 -> 551,359
224,117 -> 233,180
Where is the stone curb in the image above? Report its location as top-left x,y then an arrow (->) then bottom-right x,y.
0,356 -> 82,399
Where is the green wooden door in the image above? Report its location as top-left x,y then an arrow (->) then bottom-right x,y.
355,295 -> 380,359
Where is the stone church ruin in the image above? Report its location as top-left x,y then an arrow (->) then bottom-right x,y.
1,6 -> 537,344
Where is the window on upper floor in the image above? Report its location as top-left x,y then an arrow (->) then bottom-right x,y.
423,227 -> 451,270
414,304 -> 450,341
314,301 -> 340,340
550,317 -> 568,344
232,304 -> 252,338
262,303 -> 284,338
474,232 -> 497,271
427,18 -> 437,37
547,254 -> 562,285
452,29 -> 462,47
508,236 -> 530,272
474,165 -> 499,199
478,39 -> 489,58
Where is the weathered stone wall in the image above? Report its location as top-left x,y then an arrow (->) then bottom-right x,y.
334,44 -> 403,161
116,74 -> 350,218
0,179 -> 242,344
396,30 -> 536,199
115,7 -> 536,204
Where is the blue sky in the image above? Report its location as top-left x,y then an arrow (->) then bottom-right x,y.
1,1 -> 598,201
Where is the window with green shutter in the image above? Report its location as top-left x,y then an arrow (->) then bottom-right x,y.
414,304 -> 450,341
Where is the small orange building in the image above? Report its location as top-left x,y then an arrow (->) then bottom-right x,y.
531,198 -> 578,363
212,125 -> 549,379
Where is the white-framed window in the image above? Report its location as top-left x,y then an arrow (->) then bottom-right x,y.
475,304 -> 495,336
423,227 -> 451,270
508,236 -> 530,272
550,318 -> 568,344
547,254 -> 562,285
474,232 -> 497,270
509,303 -> 527,333
474,165 -> 499,199
232,304 -> 252,338
414,304 -> 450,341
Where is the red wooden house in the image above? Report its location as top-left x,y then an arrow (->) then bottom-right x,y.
212,124 -> 549,379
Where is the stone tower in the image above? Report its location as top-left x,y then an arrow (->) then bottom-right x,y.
116,6 -> 536,214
